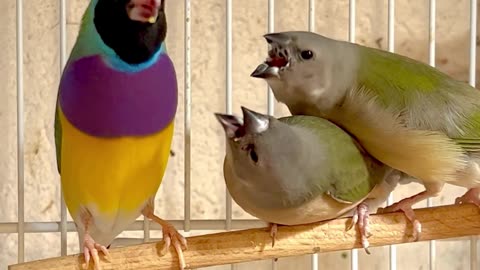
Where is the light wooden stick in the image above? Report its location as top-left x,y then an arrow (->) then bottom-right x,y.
9,204 -> 480,270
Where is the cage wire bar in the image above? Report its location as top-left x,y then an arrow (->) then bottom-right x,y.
266,1 -> 276,269
469,0 -> 478,270
386,1 -> 398,270
266,0 -> 275,120
15,0 -> 25,264
348,1 -> 358,269
4,1 -> 480,269
59,0 -> 68,258
183,0 -> 192,240
225,0 -> 234,269
427,0 -> 436,269
308,0 -> 317,269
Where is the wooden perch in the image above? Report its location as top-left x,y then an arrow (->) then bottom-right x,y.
9,204 -> 480,270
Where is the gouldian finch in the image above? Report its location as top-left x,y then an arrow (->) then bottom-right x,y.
215,106 -> 400,251
251,31 -> 480,240
54,0 -> 187,269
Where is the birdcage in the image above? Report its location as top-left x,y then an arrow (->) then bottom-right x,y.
1,0 -> 480,269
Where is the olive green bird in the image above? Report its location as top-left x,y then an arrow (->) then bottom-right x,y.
216,106 -> 400,251
251,31 -> 480,240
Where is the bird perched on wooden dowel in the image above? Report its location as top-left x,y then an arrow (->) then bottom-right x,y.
54,0 -> 186,269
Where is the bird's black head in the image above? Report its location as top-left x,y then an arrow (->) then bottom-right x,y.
94,0 -> 167,64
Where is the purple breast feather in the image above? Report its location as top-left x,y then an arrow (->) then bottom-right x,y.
59,54 -> 178,137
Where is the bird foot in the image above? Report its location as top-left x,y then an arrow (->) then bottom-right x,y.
143,206 -> 188,270
82,233 -> 111,270
268,223 -> 278,248
347,202 -> 372,254
157,222 -> 187,270
455,188 -> 480,207
377,198 -> 422,241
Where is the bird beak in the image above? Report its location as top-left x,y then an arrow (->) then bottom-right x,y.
263,33 -> 292,47
250,62 -> 279,79
126,0 -> 163,24
251,32 -> 292,79
214,113 -> 243,139
241,107 -> 269,134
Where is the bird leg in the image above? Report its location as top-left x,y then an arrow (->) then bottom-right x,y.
346,170 -> 403,254
80,211 -> 111,270
142,204 -> 188,270
268,223 -> 278,247
455,187 -> 480,206
377,182 -> 443,241
268,223 -> 279,261
377,191 -> 432,241
347,202 -> 372,254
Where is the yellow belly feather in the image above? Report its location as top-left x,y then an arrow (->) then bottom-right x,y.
59,109 -> 174,219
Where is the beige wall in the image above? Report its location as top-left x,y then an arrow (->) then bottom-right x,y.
1,0 -> 479,269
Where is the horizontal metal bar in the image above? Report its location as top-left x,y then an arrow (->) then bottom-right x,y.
0,220 -> 473,246
0,220 -> 268,234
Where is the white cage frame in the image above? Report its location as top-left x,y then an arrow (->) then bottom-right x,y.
3,0 -> 479,269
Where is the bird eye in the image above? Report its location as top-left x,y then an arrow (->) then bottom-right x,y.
300,50 -> 314,60
249,149 -> 259,163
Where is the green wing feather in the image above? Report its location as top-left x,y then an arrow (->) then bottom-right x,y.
279,115 -> 382,203
357,44 -> 480,154
452,138 -> 480,152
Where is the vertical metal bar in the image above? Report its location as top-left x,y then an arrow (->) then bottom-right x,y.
308,0 -> 315,32
142,220 -> 151,243
225,0 -> 233,116
184,0 -> 192,235
469,1 -> 478,270
348,1 -> 357,269
267,0 -> 275,116
225,1 -> 234,269
143,216 -> 150,242
349,0 -> 356,42
59,0 -> 68,256
225,0 -> 233,228
351,249 -> 358,270
428,3 -> 436,85
469,0 -> 477,87
267,1 -> 276,269
427,2 -> 436,269
308,1 -> 318,269
16,0 -> 25,263
387,1 -> 396,270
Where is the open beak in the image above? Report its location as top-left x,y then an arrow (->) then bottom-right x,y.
264,33 -> 292,47
250,62 -> 279,79
251,32 -> 292,79
126,0 -> 162,23
214,113 -> 244,139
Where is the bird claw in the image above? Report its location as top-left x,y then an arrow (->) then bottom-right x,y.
160,224 -> 188,270
348,203 -> 371,254
268,223 -> 278,248
378,201 -> 421,241
82,234 -> 110,270
143,205 -> 188,270
455,188 -> 480,207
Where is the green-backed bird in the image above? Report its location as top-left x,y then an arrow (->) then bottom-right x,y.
251,31 -> 480,240
215,106 -> 400,251
55,0 -> 187,269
